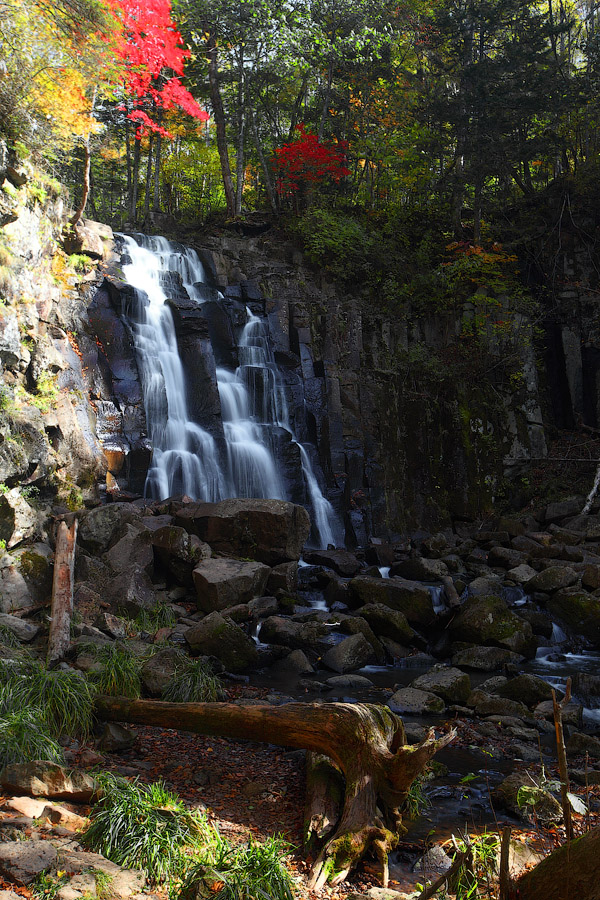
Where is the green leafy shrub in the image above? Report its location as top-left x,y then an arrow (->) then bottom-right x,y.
162,656 -> 225,703
84,641 -> 145,698
179,834 -> 295,900
295,208 -> 372,284
82,774 -> 211,884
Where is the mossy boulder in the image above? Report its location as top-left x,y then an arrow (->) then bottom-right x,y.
496,673 -> 555,708
449,594 -> 536,657
354,603 -> 415,645
547,590 -> 600,645
184,611 -> 258,672
411,664 -> 471,704
347,576 -> 434,626
526,566 -> 578,593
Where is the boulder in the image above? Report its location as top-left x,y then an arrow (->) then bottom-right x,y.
572,672 -> 600,704
78,503 -> 142,554
302,549 -> 361,577
387,687 -> 445,715
547,589 -> 600,644
348,576 -> 434,626
105,525 -> 154,576
184,611 -> 259,672
192,558 -> 270,612
534,700 -> 583,728
258,616 -> 331,653
270,649 -> 314,677
496,673 -> 554,708
0,490 -> 38,548
99,722 -> 137,751
448,595 -> 536,657
141,648 -> 185,696
0,841 -> 57,885
326,674 -> 374,690
354,603 -> 415,645
526,566 -> 578,593
467,690 -> 530,719
13,543 -> 53,604
107,565 -> 156,617
152,525 -> 211,586
321,633 -> 375,674
391,557 -> 448,581
464,575 -> 502,596
0,556 -> 34,612
411,665 -> 471,704
451,646 -> 524,671
566,732 -> 600,759
266,562 -> 297,594
0,762 -> 96,802
492,772 -> 562,826
507,564 -> 537,584
488,547 -> 526,569
0,612 -> 39,642
52,848 -> 145,899
582,564 -> 600,590
174,498 -> 310,564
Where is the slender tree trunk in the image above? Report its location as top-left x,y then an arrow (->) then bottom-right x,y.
70,142 -> 91,228
125,114 -> 132,202
95,697 -> 454,887
234,57 -> 245,216
153,115 -> 162,213
207,37 -> 236,218
250,108 -> 277,213
318,58 -> 334,141
143,133 -> 154,221
130,136 -> 141,222
47,519 -> 78,667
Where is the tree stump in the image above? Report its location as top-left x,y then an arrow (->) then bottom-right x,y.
95,696 -> 454,886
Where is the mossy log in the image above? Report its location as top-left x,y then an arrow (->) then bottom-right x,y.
512,826 -> 600,900
95,697 -> 454,887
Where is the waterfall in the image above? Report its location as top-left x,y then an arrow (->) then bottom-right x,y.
116,233 -> 339,548
119,234 -> 227,501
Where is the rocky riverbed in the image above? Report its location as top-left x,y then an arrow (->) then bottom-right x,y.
2,494 -> 600,897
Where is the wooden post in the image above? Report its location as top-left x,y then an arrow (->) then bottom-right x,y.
47,518 -> 78,667
553,678 -> 573,843
499,825 -> 512,900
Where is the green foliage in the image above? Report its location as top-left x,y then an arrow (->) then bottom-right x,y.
31,872 -> 70,899
84,641 -> 145,698
0,705 -> 65,768
162,656 -> 225,703
403,775 -> 432,820
295,207 -> 372,284
2,659 -> 95,739
179,833 -> 295,900
68,253 -> 91,272
448,833 -> 500,900
82,773 -> 211,884
0,623 -> 21,647
135,598 -> 177,633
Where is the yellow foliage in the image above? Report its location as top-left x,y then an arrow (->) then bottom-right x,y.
34,69 -> 101,141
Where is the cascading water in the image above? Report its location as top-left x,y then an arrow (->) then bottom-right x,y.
119,234 -> 227,501
116,233 -> 339,547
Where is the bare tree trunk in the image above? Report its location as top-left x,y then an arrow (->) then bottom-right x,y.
95,697 -> 454,887
250,108 -> 277,214
143,133 -> 154,221
70,142 -> 91,228
47,519 -> 78,667
234,55 -> 245,216
153,127 -> 162,213
130,136 -> 141,222
207,37 -> 236,218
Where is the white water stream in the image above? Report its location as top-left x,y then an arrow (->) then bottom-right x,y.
117,233 -> 339,548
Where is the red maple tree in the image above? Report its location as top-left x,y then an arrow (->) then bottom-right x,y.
107,0 -> 208,137
273,125 -> 350,201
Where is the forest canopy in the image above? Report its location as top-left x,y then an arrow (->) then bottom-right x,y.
1,0 -> 599,251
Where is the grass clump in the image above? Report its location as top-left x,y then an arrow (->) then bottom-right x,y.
84,641 -> 145,698
31,871 -> 70,899
82,773 -> 211,884
163,656 -> 225,703
179,834 -> 295,900
0,657 -> 95,741
0,705 -> 64,768
135,598 -> 176,633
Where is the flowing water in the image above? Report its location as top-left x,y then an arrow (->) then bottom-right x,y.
117,233 -> 339,547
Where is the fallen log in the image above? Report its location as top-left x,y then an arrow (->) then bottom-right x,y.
47,518 -> 78,667
95,696 -> 454,887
